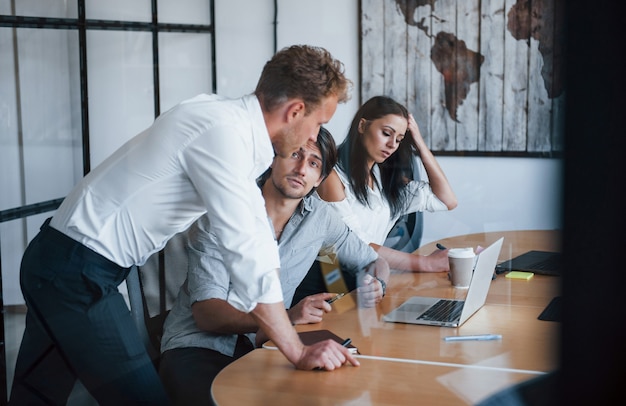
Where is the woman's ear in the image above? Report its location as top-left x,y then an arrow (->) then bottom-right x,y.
358,118 -> 367,134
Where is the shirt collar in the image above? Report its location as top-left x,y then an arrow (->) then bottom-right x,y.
300,196 -> 314,214
243,94 -> 275,177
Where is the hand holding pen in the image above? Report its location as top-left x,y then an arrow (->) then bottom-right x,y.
289,292 -> 333,325
326,292 -> 345,304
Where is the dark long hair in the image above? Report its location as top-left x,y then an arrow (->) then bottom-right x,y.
337,96 -> 417,218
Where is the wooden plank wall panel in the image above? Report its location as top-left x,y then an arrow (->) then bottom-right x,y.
408,3 -> 433,147
479,0 -> 506,152
430,0 -> 457,151
550,0 -> 565,152
383,1 -> 408,103
456,0 -> 480,151
361,0 -> 385,100
361,0 -> 564,156
526,0 -> 553,152
502,0 -> 530,151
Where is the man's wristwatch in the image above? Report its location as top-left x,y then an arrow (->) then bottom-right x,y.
375,276 -> 387,297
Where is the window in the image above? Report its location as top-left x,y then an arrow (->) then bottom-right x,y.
0,1 -> 215,400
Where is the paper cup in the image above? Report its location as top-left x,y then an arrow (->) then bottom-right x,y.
448,248 -> 475,288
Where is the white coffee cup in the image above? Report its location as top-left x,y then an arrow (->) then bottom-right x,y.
448,248 -> 476,288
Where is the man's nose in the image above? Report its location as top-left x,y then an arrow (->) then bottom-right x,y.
310,126 -> 320,142
294,160 -> 307,174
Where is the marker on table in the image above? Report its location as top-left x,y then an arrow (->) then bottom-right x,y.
443,334 -> 502,342
436,243 -> 447,250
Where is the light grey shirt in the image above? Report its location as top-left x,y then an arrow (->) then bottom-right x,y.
160,194 -> 377,357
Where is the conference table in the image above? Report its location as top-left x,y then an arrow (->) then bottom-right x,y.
212,230 -> 561,405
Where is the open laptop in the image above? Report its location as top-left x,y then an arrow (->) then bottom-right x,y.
494,250 -> 561,276
383,237 -> 503,327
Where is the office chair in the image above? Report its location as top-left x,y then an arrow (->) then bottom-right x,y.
383,211 -> 423,252
127,232 -> 189,367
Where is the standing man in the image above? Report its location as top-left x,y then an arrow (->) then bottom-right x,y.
10,45 -> 354,405
158,127 -> 388,405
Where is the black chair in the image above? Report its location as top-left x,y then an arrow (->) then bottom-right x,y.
127,232 -> 189,367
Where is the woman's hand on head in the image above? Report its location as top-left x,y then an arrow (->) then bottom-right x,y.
407,114 -> 426,148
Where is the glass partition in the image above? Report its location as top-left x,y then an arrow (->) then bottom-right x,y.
159,32 -> 213,112
0,1 -> 215,401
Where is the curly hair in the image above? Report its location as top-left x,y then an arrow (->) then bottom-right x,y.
255,45 -> 352,114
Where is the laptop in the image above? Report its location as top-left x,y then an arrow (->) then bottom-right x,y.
494,250 -> 561,276
383,237 -> 503,327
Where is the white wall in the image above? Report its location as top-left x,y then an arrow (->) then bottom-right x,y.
216,0 -> 563,245
215,0 -> 360,140
419,157 -> 562,245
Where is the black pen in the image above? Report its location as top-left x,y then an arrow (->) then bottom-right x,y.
326,292 -> 345,304
436,243 -> 447,250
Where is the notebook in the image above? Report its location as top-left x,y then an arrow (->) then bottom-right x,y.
494,250 -> 561,276
383,237 -> 503,327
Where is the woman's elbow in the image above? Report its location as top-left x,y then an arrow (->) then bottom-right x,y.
446,198 -> 458,210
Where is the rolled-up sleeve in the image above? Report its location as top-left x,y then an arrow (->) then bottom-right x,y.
402,180 -> 448,215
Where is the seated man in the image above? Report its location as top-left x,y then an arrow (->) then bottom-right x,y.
158,127 -> 389,405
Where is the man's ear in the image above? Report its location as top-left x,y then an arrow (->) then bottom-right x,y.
285,100 -> 306,123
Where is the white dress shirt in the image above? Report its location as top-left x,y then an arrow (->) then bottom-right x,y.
50,93 -> 282,311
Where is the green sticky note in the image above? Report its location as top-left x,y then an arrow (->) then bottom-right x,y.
505,271 -> 534,280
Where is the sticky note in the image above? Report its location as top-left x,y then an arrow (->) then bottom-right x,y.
505,271 -> 534,280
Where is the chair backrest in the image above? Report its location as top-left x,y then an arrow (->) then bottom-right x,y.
127,231 -> 189,366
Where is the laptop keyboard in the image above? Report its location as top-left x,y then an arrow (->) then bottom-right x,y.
418,299 -> 464,322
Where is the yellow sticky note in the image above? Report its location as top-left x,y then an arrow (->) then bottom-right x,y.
505,271 -> 534,280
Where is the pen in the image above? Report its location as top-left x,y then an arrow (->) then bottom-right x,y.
443,334 -> 502,342
326,292 -> 345,304
436,243 -> 447,250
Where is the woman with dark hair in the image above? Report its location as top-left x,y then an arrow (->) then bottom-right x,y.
317,95 -> 457,274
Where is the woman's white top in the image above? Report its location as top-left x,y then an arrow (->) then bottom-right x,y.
327,165 -> 448,246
